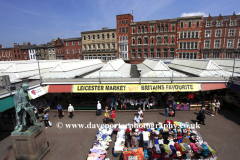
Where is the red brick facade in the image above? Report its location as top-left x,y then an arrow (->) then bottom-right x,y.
0,47 -> 13,61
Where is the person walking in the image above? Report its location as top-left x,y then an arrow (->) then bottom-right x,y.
57,104 -> 63,119
133,114 -> 141,126
110,108 -> 116,123
198,107 -> 206,125
104,106 -> 109,124
43,111 -> 49,128
68,104 -> 74,119
165,101 -> 169,117
142,128 -> 149,150
97,101 -> 102,114
130,128 -> 139,148
172,101 -> 177,117
211,100 -> 216,116
215,100 -> 220,116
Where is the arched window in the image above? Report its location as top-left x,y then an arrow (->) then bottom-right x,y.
93,55 -> 97,59
89,55 -> 92,59
107,54 -> 111,61
102,54 -> 106,61
97,54 -> 101,60
112,54 -> 116,60
84,55 -> 88,60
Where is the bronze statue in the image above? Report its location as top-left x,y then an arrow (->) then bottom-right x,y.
14,84 -> 38,132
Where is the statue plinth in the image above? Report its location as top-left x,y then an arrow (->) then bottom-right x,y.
11,123 -> 50,160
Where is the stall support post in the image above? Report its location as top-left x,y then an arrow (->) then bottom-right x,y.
99,70 -> 101,84
231,52 -> 236,83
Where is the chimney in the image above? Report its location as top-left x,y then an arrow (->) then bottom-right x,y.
27,42 -> 31,45
23,42 -> 26,45
14,43 -> 17,46
51,39 -> 56,45
0,44 -> 2,49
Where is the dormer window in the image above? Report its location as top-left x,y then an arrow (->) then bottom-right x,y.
230,20 -> 236,26
217,21 -> 222,27
206,22 -> 211,27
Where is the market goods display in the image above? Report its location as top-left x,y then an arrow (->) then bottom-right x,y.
113,121 -> 217,160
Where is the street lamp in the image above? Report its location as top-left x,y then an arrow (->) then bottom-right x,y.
35,52 -> 42,86
137,68 -> 142,85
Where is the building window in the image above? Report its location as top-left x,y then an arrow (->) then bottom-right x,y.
78,41 -> 81,45
97,44 -> 100,49
72,41 -> 75,46
183,42 -> 186,49
107,33 -> 109,39
179,53 -> 182,59
112,43 -> 115,49
122,28 -> 125,33
188,22 -> 191,28
126,27 -> 128,33
97,34 -> 99,40
122,36 -> 125,41
157,37 -> 161,44
102,34 -> 104,40
132,28 -> 135,33
138,27 -> 140,33
206,22 -> 211,27
191,31 -> 195,38
194,53 -> 197,59
112,33 -> 115,39
196,21 -> 199,27
180,32 -> 183,39
217,21 -> 222,27
144,37 -> 148,44
191,42 -> 194,49
228,39 -> 234,48
150,51 -> 154,58
157,50 -> 160,58
165,25 -> 168,32
226,52 -> 232,59
79,48 -> 81,53
172,25 -> 174,31
145,27 -> 148,33
184,32 -> 187,38
171,37 -> 174,43
126,20 -> 128,24
107,44 -> 110,49
213,52 -> 220,58
141,26 -> 144,33
119,28 -> 121,33
163,49 -> 167,58
83,36 -> 86,40
195,32 -> 198,38
180,22 -> 183,28
151,38 -> 154,44
73,49 -> 75,54
204,40 -> 210,48
187,42 -> 190,49
132,52 -> 135,58
119,21 -> 121,24
205,30 -> 211,37
203,52 -> 210,58
126,35 -> 128,41
195,42 -> 198,49
84,45 -> 86,50
215,40 -> 220,48
238,39 -> 240,47
138,52 -> 142,58
88,35 -> 90,40
144,51 -> 148,58
157,25 -> 160,32
102,44 -> 105,49
188,32 -> 191,38
179,42 -> 182,49
67,49 -> 69,54
229,29 -> 235,37
93,44 -> 95,50
161,25 -> 164,32
216,30 -> 221,37
122,20 -> 124,24
138,38 -> 142,44
66,42 -> 69,46
230,21 -> 236,26
164,36 -> 168,44
92,35 -> 95,40
170,49 -> 174,58
132,39 -> 135,45
88,45 -> 91,50
151,27 -> 154,33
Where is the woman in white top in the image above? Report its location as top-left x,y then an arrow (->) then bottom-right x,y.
138,108 -> 143,122
215,100 -> 220,116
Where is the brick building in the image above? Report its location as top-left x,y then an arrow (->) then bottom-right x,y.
55,37 -> 82,60
201,13 -> 240,59
81,28 -> 117,61
128,18 -> 177,64
0,45 -> 13,61
116,14 -> 133,60
176,16 -> 203,59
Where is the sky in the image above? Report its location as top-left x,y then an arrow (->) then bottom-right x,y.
0,0 -> 240,47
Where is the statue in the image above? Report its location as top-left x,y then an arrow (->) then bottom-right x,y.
14,84 -> 38,132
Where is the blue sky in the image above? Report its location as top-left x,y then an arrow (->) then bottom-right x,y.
0,0 -> 239,47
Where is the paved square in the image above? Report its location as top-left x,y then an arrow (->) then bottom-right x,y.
0,109 -> 239,160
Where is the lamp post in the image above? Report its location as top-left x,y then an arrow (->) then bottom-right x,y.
36,52 -> 42,86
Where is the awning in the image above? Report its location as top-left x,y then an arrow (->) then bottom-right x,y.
201,83 -> 226,91
0,96 -> 14,112
28,86 -> 46,100
48,85 -> 72,93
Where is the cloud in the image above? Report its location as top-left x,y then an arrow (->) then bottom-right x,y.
75,31 -> 80,34
181,12 -> 208,17
237,12 -> 240,15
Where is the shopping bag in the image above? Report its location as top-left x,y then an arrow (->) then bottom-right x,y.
48,121 -> 52,127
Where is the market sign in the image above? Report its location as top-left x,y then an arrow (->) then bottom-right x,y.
72,83 -> 200,93
28,86 -> 46,99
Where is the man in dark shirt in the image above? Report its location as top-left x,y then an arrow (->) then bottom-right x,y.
38,106 -> 44,114
165,101 -> 169,117
172,101 -> 177,117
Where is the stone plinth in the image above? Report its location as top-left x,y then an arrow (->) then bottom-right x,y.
11,124 -> 50,160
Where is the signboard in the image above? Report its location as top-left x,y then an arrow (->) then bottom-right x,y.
72,83 -> 200,93
28,86 -> 46,99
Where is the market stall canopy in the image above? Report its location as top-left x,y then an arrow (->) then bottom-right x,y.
0,96 -> 14,112
211,59 -> 240,74
83,59 -> 131,78
28,59 -> 104,79
167,59 -> 240,77
136,59 -> 188,77
201,83 -> 226,91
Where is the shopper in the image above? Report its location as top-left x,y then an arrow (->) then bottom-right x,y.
165,101 -> 169,117
110,108 -> 116,123
43,111 -> 49,128
97,101 -> 102,113
130,128 -> 138,147
57,104 -> 63,119
68,104 -> 74,119
104,106 -> 109,124
133,114 -> 141,126
38,106 -> 44,114
211,100 -> 216,116
138,108 -> 143,116
172,101 -> 177,117
198,107 -> 206,125
215,100 -> 220,116
110,97 -> 115,110
143,128 -> 149,149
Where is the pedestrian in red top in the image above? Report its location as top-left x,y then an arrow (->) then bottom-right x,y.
111,108 -> 116,123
